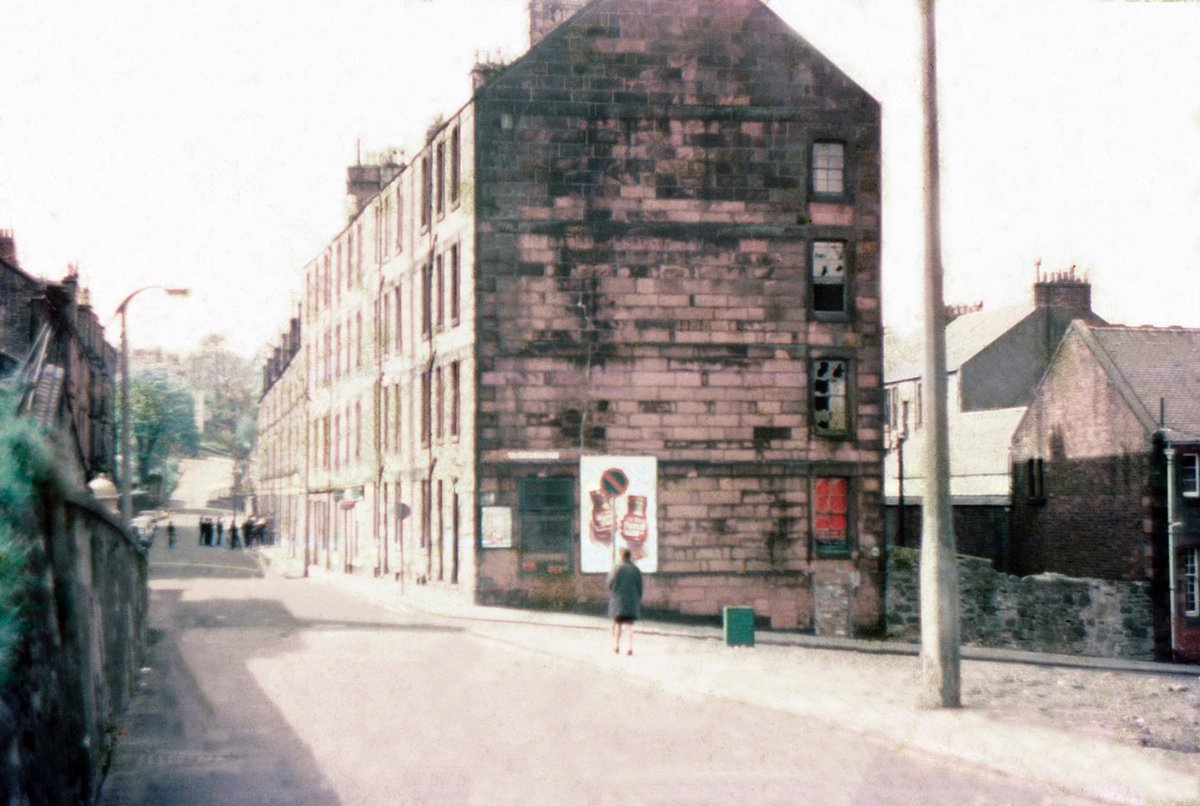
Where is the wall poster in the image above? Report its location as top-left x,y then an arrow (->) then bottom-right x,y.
580,455 -> 658,573
480,506 -> 512,549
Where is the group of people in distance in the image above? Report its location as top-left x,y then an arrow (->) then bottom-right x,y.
197,515 -> 272,549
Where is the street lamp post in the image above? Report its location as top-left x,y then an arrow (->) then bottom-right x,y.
116,285 -> 190,526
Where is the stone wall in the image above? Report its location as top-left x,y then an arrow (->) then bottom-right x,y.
0,487 -> 147,804
886,547 -> 1154,660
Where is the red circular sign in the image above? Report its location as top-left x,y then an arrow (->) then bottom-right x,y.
600,468 -> 629,498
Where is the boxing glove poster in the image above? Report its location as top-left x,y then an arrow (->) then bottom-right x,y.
580,455 -> 658,573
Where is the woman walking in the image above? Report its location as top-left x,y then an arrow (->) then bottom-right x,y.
606,548 -> 643,655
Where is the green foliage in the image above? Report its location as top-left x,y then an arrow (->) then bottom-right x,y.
0,386 -> 54,687
119,370 -> 199,506
183,335 -> 257,461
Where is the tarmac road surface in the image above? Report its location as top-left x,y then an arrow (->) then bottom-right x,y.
100,525 -> 1107,805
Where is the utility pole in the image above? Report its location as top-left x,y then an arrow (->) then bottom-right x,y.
918,0 -> 961,708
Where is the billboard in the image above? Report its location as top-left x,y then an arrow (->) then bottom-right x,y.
580,455 -> 658,573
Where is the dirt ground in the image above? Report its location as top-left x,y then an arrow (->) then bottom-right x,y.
964,659 -> 1200,758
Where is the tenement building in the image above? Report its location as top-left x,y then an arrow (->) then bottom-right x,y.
256,0 -> 883,633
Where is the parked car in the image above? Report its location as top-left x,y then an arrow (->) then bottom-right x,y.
129,515 -> 159,548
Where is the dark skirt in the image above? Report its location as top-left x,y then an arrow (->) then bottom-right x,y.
613,616 -> 636,624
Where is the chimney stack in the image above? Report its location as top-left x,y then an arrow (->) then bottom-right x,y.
1033,264 -> 1092,315
0,230 -> 17,266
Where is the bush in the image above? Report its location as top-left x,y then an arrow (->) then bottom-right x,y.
0,387 -> 55,687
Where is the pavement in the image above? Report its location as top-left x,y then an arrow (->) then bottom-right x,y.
256,545 -> 1200,805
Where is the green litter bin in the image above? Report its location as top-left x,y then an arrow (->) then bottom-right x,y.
723,606 -> 755,647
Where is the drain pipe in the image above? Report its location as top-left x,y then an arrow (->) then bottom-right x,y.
1164,442 -> 1179,660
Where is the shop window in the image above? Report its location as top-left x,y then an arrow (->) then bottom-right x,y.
813,477 -> 850,557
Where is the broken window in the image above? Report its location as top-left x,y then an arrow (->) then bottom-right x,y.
812,141 -> 845,196
812,359 -> 848,436
813,477 -> 849,557
812,241 -> 846,313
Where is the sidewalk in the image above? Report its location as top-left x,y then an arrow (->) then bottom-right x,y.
257,547 -> 1200,805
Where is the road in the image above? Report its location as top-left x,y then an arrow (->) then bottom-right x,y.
100,521 -> 1101,805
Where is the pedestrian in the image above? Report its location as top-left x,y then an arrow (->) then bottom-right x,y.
229,522 -> 240,549
243,518 -> 255,548
606,547 -> 643,656
166,520 -> 176,549
197,516 -> 205,546
216,517 -> 224,546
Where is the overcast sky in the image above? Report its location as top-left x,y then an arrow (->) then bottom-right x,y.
2,0 -> 1198,360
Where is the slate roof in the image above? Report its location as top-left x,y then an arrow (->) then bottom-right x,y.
884,406 -> 1026,503
885,303 -> 1032,381
1078,324 -> 1200,443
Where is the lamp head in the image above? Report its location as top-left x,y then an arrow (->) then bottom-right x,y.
165,288 -> 191,297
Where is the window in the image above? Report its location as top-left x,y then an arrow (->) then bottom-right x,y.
393,382 -> 402,448
519,477 -> 574,571
355,313 -> 362,369
421,370 -> 431,445
450,361 -> 460,437
812,359 -> 848,436
1185,548 -> 1198,616
356,223 -> 364,285
435,141 -> 446,217
422,262 -> 432,337
396,186 -> 404,252
450,125 -> 461,206
813,477 -> 849,557
382,196 -> 391,258
812,141 -> 845,196
336,244 -> 343,299
1026,458 -> 1045,500
347,230 -> 355,286
436,253 -> 445,329
450,244 -> 460,324
382,294 -> 392,354
335,326 -> 342,379
355,401 -> 362,460
420,155 -> 431,229
435,366 -> 444,439
1181,453 -> 1199,498
382,386 -> 390,452
812,241 -> 846,313
334,414 -> 341,469
394,287 -> 402,352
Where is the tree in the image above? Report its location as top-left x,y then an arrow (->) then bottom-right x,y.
120,371 -> 199,506
183,334 -> 258,463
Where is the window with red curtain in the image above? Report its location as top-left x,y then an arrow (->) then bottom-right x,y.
813,477 -> 849,556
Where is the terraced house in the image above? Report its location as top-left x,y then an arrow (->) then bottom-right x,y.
256,0 -> 883,634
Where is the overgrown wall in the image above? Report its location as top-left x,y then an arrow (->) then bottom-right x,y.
886,546 -> 1154,660
0,468 -> 147,804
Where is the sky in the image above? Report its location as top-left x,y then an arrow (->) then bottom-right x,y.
2,0 -> 1198,360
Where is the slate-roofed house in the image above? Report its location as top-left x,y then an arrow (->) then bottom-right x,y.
883,268 -> 1105,565
1010,323 -> 1200,661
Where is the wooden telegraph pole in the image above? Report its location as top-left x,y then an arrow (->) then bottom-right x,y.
918,0 -> 961,708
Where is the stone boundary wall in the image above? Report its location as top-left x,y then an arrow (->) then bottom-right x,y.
886,547 -> 1154,660
0,488 -> 147,804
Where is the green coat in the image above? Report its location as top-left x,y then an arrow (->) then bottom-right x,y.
606,560 -> 643,619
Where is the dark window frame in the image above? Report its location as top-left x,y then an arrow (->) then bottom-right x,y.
812,475 -> 852,558
811,356 -> 852,439
518,476 -> 575,574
